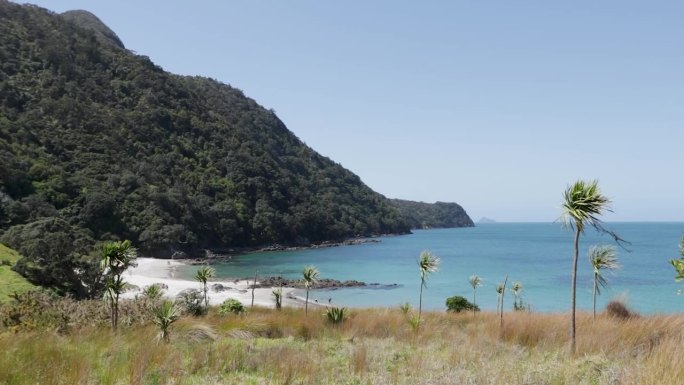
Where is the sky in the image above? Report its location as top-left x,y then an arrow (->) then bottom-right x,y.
20,1 -> 684,222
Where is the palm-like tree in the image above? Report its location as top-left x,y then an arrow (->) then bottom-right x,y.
495,284 -> 504,316
468,275 -> 482,315
100,240 -> 137,330
498,275 -> 508,329
511,281 -> 523,310
418,251 -> 440,320
302,265 -> 320,315
194,266 -> 215,311
560,180 -> 619,354
272,288 -> 282,310
588,245 -> 620,320
152,300 -> 181,343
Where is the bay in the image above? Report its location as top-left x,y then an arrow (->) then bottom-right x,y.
180,223 -> 684,313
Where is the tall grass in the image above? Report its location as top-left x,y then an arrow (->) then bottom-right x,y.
1,303 -> 683,384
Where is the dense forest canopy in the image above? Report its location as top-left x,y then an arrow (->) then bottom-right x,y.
0,1 -> 472,296
0,1 -> 415,256
391,199 -> 474,229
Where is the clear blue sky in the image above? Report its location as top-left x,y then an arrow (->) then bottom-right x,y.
22,1 -> 684,222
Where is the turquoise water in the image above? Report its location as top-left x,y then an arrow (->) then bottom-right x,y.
182,223 -> 684,313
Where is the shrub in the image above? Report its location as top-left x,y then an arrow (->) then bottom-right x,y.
446,295 -> 480,313
218,298 -> 245,315
605,299 -> 637,319
151,300 -> 180,343
407,315 -> 421,332
176,289 -> 205,316
142,284 -> 164,301
324,307 -> 347,324
399,302 -> 411,316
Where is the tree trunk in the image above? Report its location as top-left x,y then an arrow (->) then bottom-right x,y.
252,271 -> 257,308
203,283 -> 208,311
473,289 -> 476,316
305,288 -> 310,315
500,275 -> 508,330
110,300 -> 115,330
592,274 -> 597,320
570,227 -> 580,355
418,280 -> 424,321
496,294 -> 501,316
114,293 -> 119,330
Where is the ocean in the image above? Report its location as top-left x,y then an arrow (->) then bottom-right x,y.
180,223 -> 684,313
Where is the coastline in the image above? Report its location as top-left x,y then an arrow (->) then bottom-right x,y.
177,236 -> 388,264
121,258 -> 321,309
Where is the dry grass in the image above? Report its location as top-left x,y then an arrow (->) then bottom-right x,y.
1,304 -> 684,384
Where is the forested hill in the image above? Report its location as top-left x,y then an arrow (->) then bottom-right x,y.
390,199 -> 474,229
0,1 -> 412,258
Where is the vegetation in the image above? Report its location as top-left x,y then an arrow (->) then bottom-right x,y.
498,275 -> 508,328
100,240 -> 137,330
669,237 -> 684,283
589,245 -> 620,319
302,265 -> 320,315
0,1 -> 412,272
445,295 -> 479,313
560,180 -> 621,354
218,299 -> 245,315
605,299 -> 637,320
1,298 -> 682,385
390,199 -> 474,229
141,283 -> 164,302
1,218 -> 102,298
151,300 -> 180,343
511,281 -> 525,311
0,244 -> 34,301
324,306 -> 347,324
251,270 -> 258,308
194,265 -> 215,311
468,274 -> 481,315
417,250 -> 440,320
495,284 -> 504,315
176,289 -> 204,316
272,288 -> 282,310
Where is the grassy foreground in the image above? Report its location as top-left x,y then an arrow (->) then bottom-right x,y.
1,303 -> 683,385
0,244 -> 35,301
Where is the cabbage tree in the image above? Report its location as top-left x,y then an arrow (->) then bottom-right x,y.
560,180 -> 622,354
418,251 -> 440,321
588,245 -> 620,319
468,275 -> 482,315
302,265 -> 320,315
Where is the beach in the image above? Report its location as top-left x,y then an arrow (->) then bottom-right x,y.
121,258 -> 307,308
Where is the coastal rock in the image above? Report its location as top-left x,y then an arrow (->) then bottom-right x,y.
249,276 -> 367,289
212,283 -> 227,292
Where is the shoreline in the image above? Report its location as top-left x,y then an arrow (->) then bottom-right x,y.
121,258 -> 326,309
177,236 -> 389,264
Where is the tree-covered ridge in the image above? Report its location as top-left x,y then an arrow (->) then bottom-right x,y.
390,199 -> 474,229
0,0 -> 411,258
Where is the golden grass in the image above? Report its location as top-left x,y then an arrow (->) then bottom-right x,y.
1,306 -> 684,384
0,243 -> 35,301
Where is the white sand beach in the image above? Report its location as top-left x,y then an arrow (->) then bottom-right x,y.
121,258 -> 307,308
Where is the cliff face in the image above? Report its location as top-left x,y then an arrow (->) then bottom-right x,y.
0,1 -> 410,257
390,199 -> 475,229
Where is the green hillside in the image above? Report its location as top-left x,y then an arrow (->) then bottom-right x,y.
0,244 -> 35,301
390,199 -> 474,229
0,1 -> 410,259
